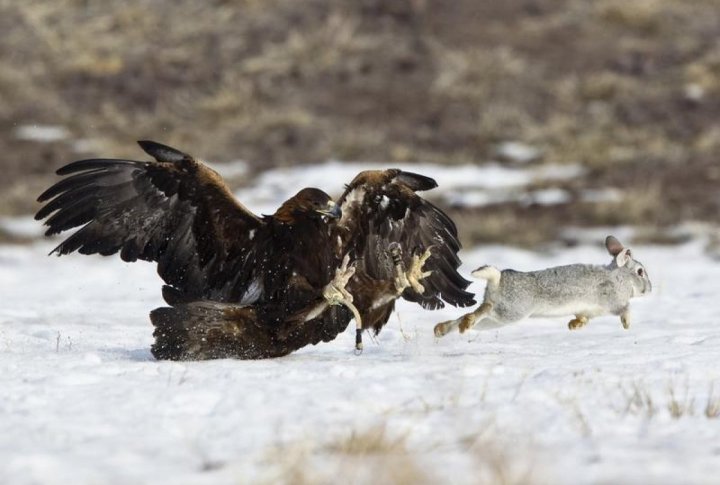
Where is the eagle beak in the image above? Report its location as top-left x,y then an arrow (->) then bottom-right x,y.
317,201 -> 342,219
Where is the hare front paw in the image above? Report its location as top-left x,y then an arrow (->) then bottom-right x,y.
567,315 -> 589,330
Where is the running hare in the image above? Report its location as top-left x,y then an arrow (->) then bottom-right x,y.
434,236 -> 651,337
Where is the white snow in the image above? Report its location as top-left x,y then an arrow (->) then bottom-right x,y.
581,187 -> 624,204
495,141 -> 541,164
446,187 -> 572,209
0,216 -> 45,239
2,157 -> 716,483
71,138 -> 102,154
445,188 -> 521,208
205,160 -> 249,180
14,125 -> 70,143
684,83 -> 705,102
234,161 -> 584,214
2,237 -> 720,484
522,188 -> 571,206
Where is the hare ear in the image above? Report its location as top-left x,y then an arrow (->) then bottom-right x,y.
616,248 -> 632,267
605,236 -> 624,256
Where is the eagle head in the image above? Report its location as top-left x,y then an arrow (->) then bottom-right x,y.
273,188 -> 341,223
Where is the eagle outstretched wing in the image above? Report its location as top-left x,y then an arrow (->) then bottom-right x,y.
336,169 -> 476,333
36,143 -> 473,359
35,140 -> 262,302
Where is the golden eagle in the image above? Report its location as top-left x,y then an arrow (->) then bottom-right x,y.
35,141 -> 474,359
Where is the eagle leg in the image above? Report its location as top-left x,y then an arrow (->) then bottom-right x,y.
389,243 -> 433,295
322,254 -> 364,353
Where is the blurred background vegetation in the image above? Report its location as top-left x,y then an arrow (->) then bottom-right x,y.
1,0 -> 719,247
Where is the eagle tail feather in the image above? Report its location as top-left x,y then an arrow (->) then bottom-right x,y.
150,301 -> 275,360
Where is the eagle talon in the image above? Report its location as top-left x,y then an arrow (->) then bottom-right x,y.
392,246 -> 433,296
321,254 -> 365,355
323,254 -> 356,306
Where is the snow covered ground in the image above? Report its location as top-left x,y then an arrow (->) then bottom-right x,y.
2,234 -> 720,484
1,157 -> 718,484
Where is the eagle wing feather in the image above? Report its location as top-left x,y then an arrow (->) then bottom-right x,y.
337,169 -> 475,321
36,140 -> 262,301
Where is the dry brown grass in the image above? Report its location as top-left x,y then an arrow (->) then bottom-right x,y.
615,380 -> 720,420
324,425 -> 410,456
259,422 -> 539,485
667,383 -> 695,419
2,0 -> 720,244
453,207 -> 559,248
260,425 -> 430,485
462,434 -> 537,485
705,384 -> 720,419
619,381 -> 657,419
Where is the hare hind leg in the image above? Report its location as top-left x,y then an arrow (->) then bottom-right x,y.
567,315 -> 589,330
433,318 -> 457,337
434,302 -> 494,337
459,302 -> 493,333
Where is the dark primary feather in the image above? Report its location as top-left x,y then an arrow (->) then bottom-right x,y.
36,141 -> 263,301
137,140 -> 189,163
393,171 -> 437,191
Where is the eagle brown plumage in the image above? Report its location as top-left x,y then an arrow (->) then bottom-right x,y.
334,169 -> 475,337
35,141 -> 474,359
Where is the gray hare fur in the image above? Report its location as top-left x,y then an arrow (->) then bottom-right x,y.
434,236 -> 652,337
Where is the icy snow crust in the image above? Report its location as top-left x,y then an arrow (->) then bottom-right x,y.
1,238 -> 719,484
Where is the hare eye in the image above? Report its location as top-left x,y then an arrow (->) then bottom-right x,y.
637,268 -> 644,277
